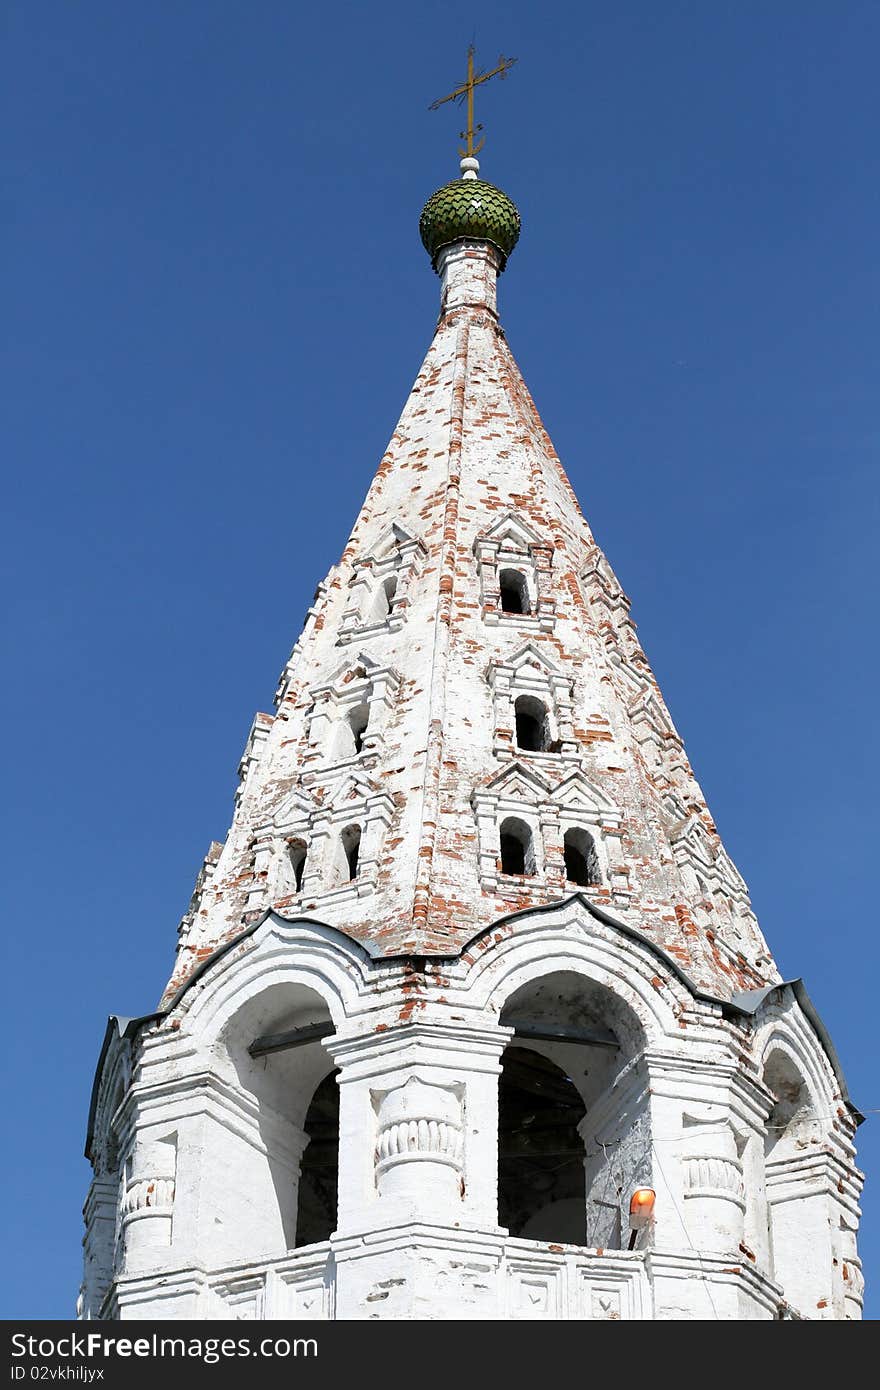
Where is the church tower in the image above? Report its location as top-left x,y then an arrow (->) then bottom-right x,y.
81,105 -> 864,1321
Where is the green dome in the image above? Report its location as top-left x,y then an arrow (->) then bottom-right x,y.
419,178 -> 521,270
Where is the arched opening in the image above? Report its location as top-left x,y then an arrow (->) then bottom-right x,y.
763,1051 -> 816,1162
218,983 -> 338,1261
498,972 -> 649,1251
332,701 -> 370,761
295,1070 -> 340,1247
762,1047 -> 825,1308
372,574 -> 398,622
341,824 -> 361,881
514,695 -> 550,752
499,568 -> 530,615
500,817 -> 537,876
498,1046 -> 586,1242
287,839 -> 307,893
347,703 -> 369,755
564,828 -> 600,887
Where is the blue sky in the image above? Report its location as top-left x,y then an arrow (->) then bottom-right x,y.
3,1 -> 877,1319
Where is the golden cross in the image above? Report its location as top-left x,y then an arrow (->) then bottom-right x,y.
429,45 -> 518,159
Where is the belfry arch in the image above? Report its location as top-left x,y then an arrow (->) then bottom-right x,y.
498,970 -> 651,1251
760,1043 -> 828,1312
218,981 -> 339,1260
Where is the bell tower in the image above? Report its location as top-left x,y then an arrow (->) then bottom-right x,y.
80,97 -> 864,1321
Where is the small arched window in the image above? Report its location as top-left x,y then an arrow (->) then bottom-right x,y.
499,568 -> 530,615
515,695 -> 550,753
372,574 -> 398,622
288,839 -> 307,893
332,702 -> 370,761
341,824 -> 361,881
500,817 -> 537,876
563,828 -> 600,887
348,703 -> 369,755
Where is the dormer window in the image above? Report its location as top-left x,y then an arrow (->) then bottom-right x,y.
472,764 -> 622,899
304,657 -> 400,777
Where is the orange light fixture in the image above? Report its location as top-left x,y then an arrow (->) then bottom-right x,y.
628,1187 -> 656,1230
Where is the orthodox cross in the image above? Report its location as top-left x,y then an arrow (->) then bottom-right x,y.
429,45 -> 517,159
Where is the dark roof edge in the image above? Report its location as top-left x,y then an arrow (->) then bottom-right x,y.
728,980 -> 864,1125
84,898 -> 861,1157
84,1013 -> 162,1158
450,894 -> 863,1124
84,910 -> 375,1156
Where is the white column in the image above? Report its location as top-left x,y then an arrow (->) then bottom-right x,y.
121,1134 -> 177,1270
437,241 -> 501,318
326,1020 -> 510,1237
374,1077 -> 464,1209
680,1111 -> 746,1255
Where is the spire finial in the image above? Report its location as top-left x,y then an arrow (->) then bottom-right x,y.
429,45 -> 517,173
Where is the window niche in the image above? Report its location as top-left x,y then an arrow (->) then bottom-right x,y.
499,817 -> 537,877
514,695 -> 552,753
337,522 -> 425,644
304,656 -> 401,778
564,828 -> 600,887
336,824 -> 361,884
499,568 -> 531,616
372,575 -> 398,623
472,764 -> 622,899
474,512 -> 556,632
488,644 -> 577,763
287,838 -> 308,894
296,772 -> 394,905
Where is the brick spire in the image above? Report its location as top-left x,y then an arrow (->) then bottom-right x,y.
164,177 -> 777,1007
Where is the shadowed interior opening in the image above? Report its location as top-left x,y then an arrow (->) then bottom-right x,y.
564,828 -> 599,887
499,568 -> 530,615
341,824 -> 361,880
500,817 -> 536,876
288,839 -> 307,892
295,1070 -> 340,1248
515,695 -> 550,752
498,1046 -> 586,1243
348,703 -> 369,755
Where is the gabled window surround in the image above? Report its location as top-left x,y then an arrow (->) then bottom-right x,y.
474,512 -> 557,633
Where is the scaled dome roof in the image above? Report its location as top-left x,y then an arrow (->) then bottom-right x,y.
419,178 -> 521,270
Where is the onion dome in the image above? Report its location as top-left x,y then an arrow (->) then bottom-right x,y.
419,157 -> 521,271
